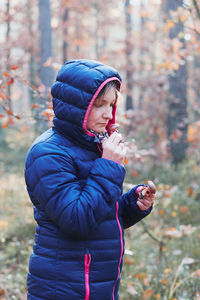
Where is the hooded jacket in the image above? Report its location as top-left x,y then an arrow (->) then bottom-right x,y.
25,59 -> 152,300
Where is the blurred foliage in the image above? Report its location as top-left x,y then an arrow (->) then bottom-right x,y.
0,0 -> 200,299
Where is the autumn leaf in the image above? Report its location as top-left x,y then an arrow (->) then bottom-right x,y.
180,205 -> 189,213
0,288 -> 5,296
32,104 -> 39,109
146,22 -> 156,32
192,269 -> 200,277
2,119 -> 9,129
170,129 -> 183,143
43,57 -> 52,67
159,209 -> 165,216
160,279 -> 167,285
164,268 -> 172,274
186,187 -> 194,196
135,272 -> 148,280
0,114 -> 5,118
143,289 -> 152,299
6,77 -> 14,85
180,15 -> 187,22
6,109 -> 13,115
187,121 -> 200,143
171,211 -> 177,217
10,65 -> 19,70
0,91 -> 5,100
124,256 -> 132,265
20,125 -> 28,132
3,72 -> 10,77
124,158 -> 129,164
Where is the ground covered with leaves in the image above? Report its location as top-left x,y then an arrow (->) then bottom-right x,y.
0,133 -> 200,300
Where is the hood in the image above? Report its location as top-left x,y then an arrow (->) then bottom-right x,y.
51,59 -> 121,149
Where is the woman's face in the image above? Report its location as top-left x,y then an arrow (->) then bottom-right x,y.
87,87 -> 117,133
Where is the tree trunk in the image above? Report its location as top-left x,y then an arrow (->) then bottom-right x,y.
38,0 -> 54,133
62,8 -> 69,63
165,0 -> 188,164
6,0 -> 11,109
125,0 -> 134,110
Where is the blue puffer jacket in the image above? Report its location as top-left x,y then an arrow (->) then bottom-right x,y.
25,59 -> 152,300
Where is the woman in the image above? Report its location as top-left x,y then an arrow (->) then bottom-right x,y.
25,59 -> 155,300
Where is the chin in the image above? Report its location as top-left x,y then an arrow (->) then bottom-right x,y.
95,126 -> 106,133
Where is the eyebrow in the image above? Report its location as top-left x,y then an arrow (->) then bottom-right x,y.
95,98 -> 116,105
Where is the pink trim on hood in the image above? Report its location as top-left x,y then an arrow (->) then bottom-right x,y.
83,77 -> 121,136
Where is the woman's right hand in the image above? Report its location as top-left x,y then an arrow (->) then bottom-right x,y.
102,131 -> 127,165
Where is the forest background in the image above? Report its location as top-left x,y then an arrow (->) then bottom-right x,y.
0,0 -> 200,299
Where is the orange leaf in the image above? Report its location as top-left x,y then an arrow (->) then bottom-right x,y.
3,72 -> 10,77
2,119 -> 9,128
32,104 -> 39,109
0,288 -> 5,295
146,22 -> 156,32
170,129 -> 183,142
131,170 -> 138,177
43,57 -> 52,67
186,187 -> 194,196
143,289 -> 152,299
20,125 -> 28,132
10,65 -> 19,70
180,205 -> 189,213
6,109 -> 13,115
160,279 -> 167,285
0,91 -> 5,100
159,209 -> 165,216
124,256 -> 132,265
135,272 -> 148,280
124,158 -> 129,164
0,114 -> 5,118
193,269 -> 200,277
164,268 -> 171,274
6,77 -> 14,85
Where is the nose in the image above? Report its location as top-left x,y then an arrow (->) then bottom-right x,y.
103,106 -> 113,120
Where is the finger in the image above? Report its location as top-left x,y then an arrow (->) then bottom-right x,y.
147,180 -> 156,194
138,199 -> 153,210
136,200 -> 149,211
109,131 -> 123,144
138,197 -> 153,207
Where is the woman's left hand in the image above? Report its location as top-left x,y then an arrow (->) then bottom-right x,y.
136,181 -> 156,211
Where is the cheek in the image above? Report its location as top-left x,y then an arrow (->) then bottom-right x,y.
87,109 -> 98,128
88,108 -> 101,122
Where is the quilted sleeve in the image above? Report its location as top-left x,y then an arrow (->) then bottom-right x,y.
120,186 -> 152,229
25,142 -> 125,238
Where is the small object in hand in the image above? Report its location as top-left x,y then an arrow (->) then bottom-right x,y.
138,180 -> 156,199
109,123 -> 119,133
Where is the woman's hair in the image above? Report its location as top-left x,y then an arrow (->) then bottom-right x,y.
96,80 -> 120,102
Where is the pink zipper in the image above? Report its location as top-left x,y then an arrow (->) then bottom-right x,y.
112,202 -> 123,300
84,253 -> 91,300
